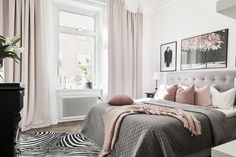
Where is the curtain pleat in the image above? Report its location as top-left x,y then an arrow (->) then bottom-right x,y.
0,0 -> 51,131
108,0 -> 143,98
0,0 -> 3,35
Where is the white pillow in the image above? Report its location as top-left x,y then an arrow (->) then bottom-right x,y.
154,84 -> 187,99
154,84 -> 178,101
154,84 -> 166,99
210,86 -> 236,109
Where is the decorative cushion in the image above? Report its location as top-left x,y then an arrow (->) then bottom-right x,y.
176,85 -> 195,105
108,95 -> 134,106
195,84 -> 211,107
210,86 -> 236,109
178,84 -> 189,89
154,84 -> 178,101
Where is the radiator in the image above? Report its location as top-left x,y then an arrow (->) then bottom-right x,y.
58,95 -> 98,122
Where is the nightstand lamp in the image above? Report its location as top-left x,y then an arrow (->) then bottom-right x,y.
153,72 -> 160,92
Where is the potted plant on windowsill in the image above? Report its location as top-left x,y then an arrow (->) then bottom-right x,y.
79,64 -> 92,89
0,35 -> 22,81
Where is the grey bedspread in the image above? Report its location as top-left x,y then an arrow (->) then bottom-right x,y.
81,99 -> 229,157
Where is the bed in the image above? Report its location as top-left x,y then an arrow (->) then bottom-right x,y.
81,70 -> 236,157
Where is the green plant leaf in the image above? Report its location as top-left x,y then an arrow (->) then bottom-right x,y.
0,49 -> 21,63
0,36 -> 6,47
0,45 -> 10,52
0,36 -> 21,64
0,36 -> 5,40
0,38 -> 5,44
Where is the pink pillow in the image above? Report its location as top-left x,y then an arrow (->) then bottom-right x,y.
176,85 -> 195,105
164,84 -> 178,101
195,84 -> 211,107
156,84 -> 178,101
108,95 -> 134,106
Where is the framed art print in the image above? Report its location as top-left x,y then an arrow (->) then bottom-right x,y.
160,41 -> 177,72
181,29 -> 228,70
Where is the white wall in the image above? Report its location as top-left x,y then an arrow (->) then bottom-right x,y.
142,14 -> 157,96
142,0 -> 236,94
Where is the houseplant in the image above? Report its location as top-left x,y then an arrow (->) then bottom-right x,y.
0,35 -> 22,80
79,64 -> 92,89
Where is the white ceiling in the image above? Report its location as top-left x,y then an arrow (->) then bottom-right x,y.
69,0 -> 176,14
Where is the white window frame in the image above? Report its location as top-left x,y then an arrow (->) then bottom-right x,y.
54,4 -> 101,89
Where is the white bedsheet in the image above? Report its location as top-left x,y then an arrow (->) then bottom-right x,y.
215,107 -> 236,118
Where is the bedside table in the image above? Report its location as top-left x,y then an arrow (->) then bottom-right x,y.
211,140 -> 236,157
145,92 -> 155,98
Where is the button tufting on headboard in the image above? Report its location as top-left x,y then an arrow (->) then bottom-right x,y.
167,70 -> 236,92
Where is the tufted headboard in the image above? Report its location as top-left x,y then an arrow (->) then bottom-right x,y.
167,70 -> 236,92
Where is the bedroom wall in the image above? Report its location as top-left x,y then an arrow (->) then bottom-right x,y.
142,0 -> 236,96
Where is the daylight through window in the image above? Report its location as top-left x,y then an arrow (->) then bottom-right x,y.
57,11 -> 96,89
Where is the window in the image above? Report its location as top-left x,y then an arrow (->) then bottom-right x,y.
59,11 -> 94,31
57,10 -> 97,89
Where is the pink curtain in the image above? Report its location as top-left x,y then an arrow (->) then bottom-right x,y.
0,0 -> 51,131
108,0 -> 143,99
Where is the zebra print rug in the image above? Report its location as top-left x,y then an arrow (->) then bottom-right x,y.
18,131 -> 101,157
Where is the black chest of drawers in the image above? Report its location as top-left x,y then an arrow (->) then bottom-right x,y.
0,83 -> 24,157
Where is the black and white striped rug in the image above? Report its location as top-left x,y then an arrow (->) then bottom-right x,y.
18,131 -> 100,157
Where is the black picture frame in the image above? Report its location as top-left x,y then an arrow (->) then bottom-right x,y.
181,29 -> 228,70
160,41 -> 177,72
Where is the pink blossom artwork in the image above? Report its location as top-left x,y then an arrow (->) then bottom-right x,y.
181,29 -> 228,70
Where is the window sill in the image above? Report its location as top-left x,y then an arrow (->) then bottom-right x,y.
56,88 -> 102,92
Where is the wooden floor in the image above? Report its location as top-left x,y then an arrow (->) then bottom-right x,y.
26,120 -> 84,133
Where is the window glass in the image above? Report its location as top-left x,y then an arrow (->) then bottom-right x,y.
59,33 -> 95,88
59,11 -> 94,32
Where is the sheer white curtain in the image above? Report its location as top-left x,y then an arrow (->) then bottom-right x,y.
0,0 -> 51,131
108,0 -> 143,98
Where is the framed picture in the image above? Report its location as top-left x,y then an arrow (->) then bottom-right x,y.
181,29 -> 228,70
160,41 -> 177,72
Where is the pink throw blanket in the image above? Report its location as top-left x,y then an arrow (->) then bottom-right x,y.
99,104 -> 202,157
